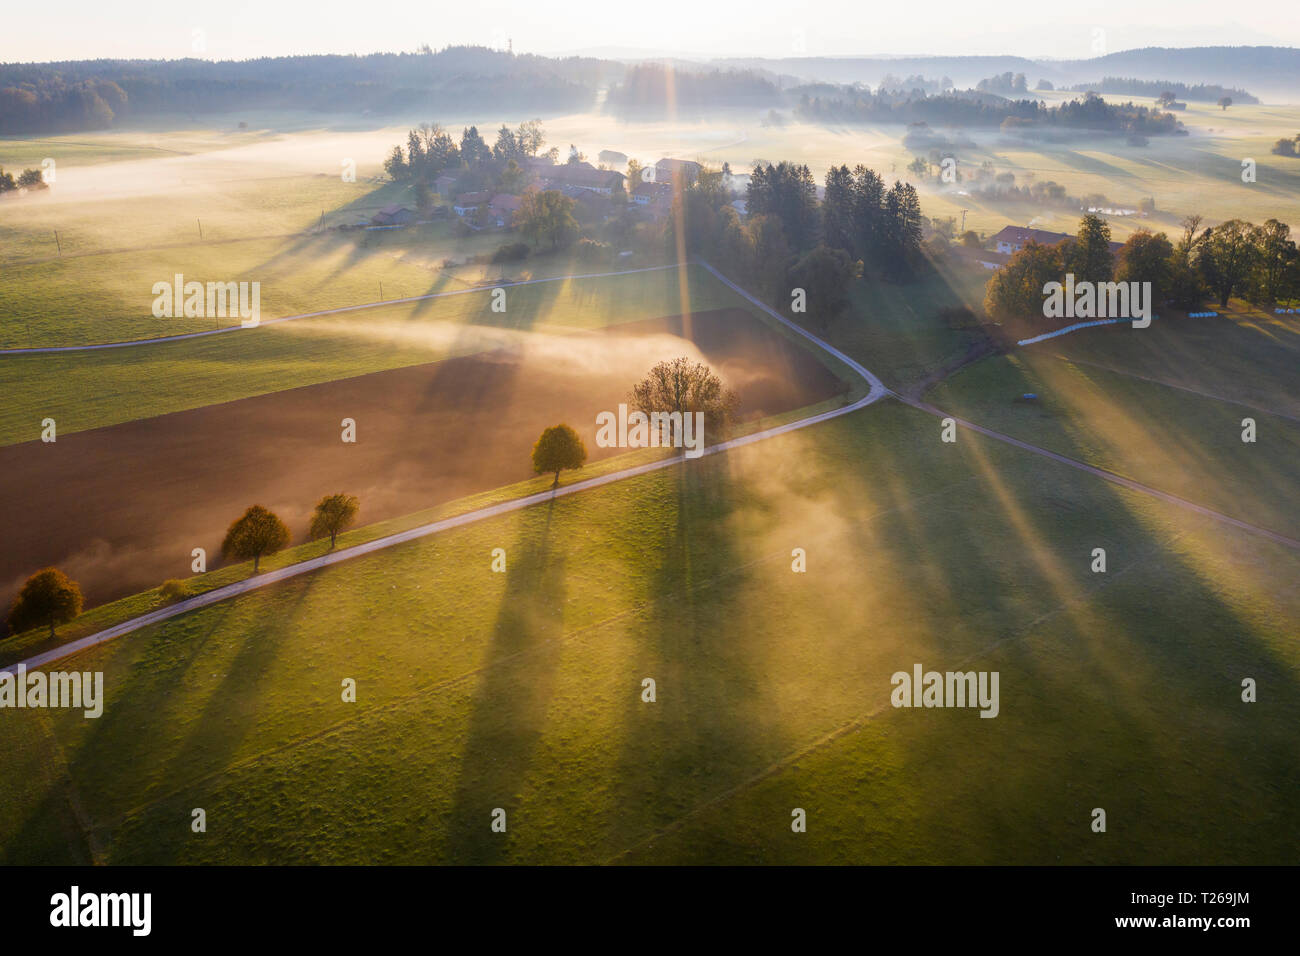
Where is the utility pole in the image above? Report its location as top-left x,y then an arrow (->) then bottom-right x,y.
53,230 -> 61,255
197,218 -> 204,239
960,208 -> 968,232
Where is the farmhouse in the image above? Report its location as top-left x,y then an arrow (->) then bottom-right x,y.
992,224 -> 1127,256
654,158 -> 702,186
488,193 -> 521,227
951,245 -> 1010,270
454,191 -> 491,216
991,225 -> 1070,254
370,205 -> 415,227
434,174 -> 458,197
632,181 -> 673,206
546,163 -> 625,195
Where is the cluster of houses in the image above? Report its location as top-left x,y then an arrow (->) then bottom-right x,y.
361,156 -> 706,232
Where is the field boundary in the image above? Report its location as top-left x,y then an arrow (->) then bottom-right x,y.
1,262 -> 887,676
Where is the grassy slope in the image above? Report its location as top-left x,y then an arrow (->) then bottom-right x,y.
2,400 -> 1295,864
926,314 -> 1300,538
0,190 -> 586,348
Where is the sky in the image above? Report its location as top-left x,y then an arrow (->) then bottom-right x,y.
0,0 -> 1293,63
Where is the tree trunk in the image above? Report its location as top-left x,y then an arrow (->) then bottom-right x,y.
49,619 -> 55,639
553,471 -> 560,487
330,531 -> 337,549
253,554 -> 261,573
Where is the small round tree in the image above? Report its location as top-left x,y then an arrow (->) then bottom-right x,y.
221,504 -> 290,572
7,568 -> 83,639
532,424 -> 587,487
309,493 -> 360,549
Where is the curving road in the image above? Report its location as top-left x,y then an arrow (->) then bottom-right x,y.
1,261 -> 887,675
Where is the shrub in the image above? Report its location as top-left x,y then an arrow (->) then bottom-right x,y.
492,241 -> 530,263
575,238 -> 611,263
159,579 -> 188,604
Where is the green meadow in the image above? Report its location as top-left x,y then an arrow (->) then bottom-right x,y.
2,396 -> 1295,864
0,264 -> 741,446
926,312 -> 1300,538
1,112 -> 1297,866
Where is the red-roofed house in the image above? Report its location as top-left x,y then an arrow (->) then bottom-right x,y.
991,226 -> 1071,254
488,193 -> 522,227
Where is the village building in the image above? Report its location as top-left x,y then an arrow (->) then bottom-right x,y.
370,205 -> 415,227
654,158 -> 702,186
453,191 -> 491,217
545,163 -> 625,195
990,226 -> 1071,255
488,193 -> 521,227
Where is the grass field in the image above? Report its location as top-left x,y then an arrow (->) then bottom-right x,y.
2,396 -> 1295,864
926,312 -> 1300,537
1,112 -> 1297,867
0,264 -> 747,446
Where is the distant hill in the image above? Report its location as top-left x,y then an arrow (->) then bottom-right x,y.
1,44 -> 1295,136
0,47 -> 613,135
1045,47 -> 1299,101
713,55 -> 1043,91
712,47 -> 1300,102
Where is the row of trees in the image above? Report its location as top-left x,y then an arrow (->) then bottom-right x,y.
1077,77 -> 1256,104
3,494 -> 361,642
0,167 -> 47,192
7,356 -> 738,642
221,494 -> 361,572
985,213 -> 1299,320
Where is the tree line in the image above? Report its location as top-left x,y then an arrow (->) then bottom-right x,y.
604,64 -> 781,115
0,167 -> 48,192
3,494 -> 361,641
662,159 -> 926,328
6,354 -> 740,643
382,119 -> 551,187
985,213 -> 1299,320
1074,77 -> 1257,104
0,48 -> 602,135
795,88 -> 1184,137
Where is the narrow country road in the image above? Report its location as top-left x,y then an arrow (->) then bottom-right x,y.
1,262 -> 887,675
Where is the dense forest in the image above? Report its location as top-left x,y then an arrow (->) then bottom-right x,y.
1073,77 -> 1257,104
0,47 -> 606,134
603,64 -> 781,114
